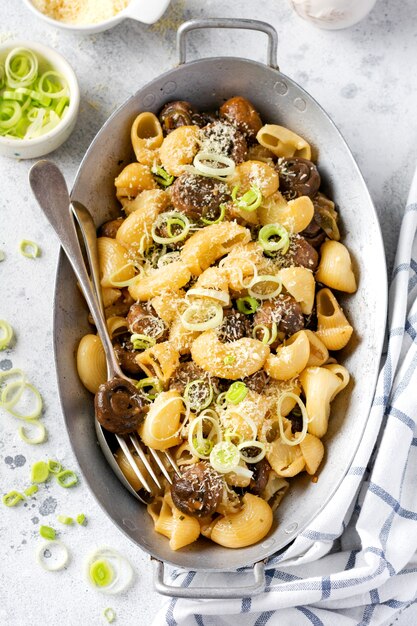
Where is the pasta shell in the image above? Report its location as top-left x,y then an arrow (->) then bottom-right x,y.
266,438 -> 305,477
304,330 -> 329,367
129,262 -> 191,301
149,492 -> 200,550
279,266 -> 315,314
265,331 -> 310,381
316,288 -> 353,350
299,366 -> 342,437
159,125 -> 199,176
116,192 -> 168,252
210,494 -> 273,548
323,363 -> 350,400
76,334 -> 107,394
256,124 -> 312,159
114,162 -> 156,203
97,236 -> 135,288
139,390 -> 184,450
228,160 -> 279,198
316,240 -> 357,293
260,472 -> 289,512
114,447 -> 149,491
299,433 -> 324,475
122,188 -> 170,217
131,112 -> 163,166
101,287 -> 121,308
258,192 -> 314,233
135,342 -> 180,383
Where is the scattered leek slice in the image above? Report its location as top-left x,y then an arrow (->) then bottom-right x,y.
192,152 -> 235,179
57,515 -> 74,525
258,223 -> 290,254
56,469 -> 78,488
135,377 -> 162,400
238,440 -> 266,464
0,320 -> 13,350
210,441 -> 240,473
151,211 -> 190,245
103,608 -> 116,623
152,165 -> 174,187
31,460 -> 49,483
76,513 -> 87,526
236,296 -> 259,315
47,459 -> 62,474
85,548 -> 134,594
90,559 -> 114,588
223,355 -> 235,366
183,379 -> 213,412
24,485 -> 38,497
36,540 -> 69,571
130,333 -> 156,350
201,203 -> 226,225
2,490 -> 25,507
231,184 -> 262,212
225,382 -> 248,405
18,419 -> 47,444
2,380 -> 43,420
40,525 -> 56,540
248,275 -> 282,300
19,239 -> 41,259
0,250 -> 5,261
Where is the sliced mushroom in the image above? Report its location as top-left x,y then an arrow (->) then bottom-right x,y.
126,303 -> 168,341
276,157 -> 321,200
242,370 -> 270,394
171,462 -> 224,517
159,100 -> 196,134
248,458 -> 271,495
95,377 -> 148,434
169,361 -> 212,395
254,295 -> 304,338
200,121 -> 247,163
219,96 -> 263,141
217,308 -> 251,343
98,217 -> 124,239
286,235 -> 319,270
170,173 -> 230,221
113,333 -> 143,375
301,218 -> 326,249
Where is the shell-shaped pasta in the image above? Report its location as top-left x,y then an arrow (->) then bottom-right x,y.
129,262 -> 191,301
116,192 -> 169,252
316,240 -> 357,293
225,461 -> 253,488
220,242 -> 269,292
148,492 -> 200,550
76,334 -> 107,394
265,331 -> 310,381
228,160 -> 279,198
102,287 -> 121,308
195,267 -> 229,293
131,112 -> 163,166
260,472 -> 289,511
169,317 -> 199,354
97,236 -> 135,288
139,390 -> 184,450
191,330 -> 270,379
299,366 -> 342,437
106,315 -> 128,338
256,124 -> 312,159
159,125 -> 199,176
122,188 -> 170,217
151,289 -> 187,324
258,193 -> 314,233
323,363 -> 350,400
114,162 -> 156,204
210,494 -> 273,548
316,288 -> 353,350
223,390 -> 271,441
304,330 -> 329,367
266,438 -> 305,477
114,447 -> 150,491
181,222 -> 251,276
135,342 -> 180,383
279,266 -> 315,314
246,144 -> 276,163
299,433 -> 325,475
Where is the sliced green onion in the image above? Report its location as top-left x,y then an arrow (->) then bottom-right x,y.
232,184 -> 262,212
210,441 -> 240,473
108,262 -> 142,288
277,393 -> 309,446
151,211 -> 190,245
181,300 -> 223,332
215,391 -> 228,408
152,165 -> 174,187
56,469 -> 78,488
18,419 -> 47,444
183,379 -> 213,412
193,151 -> 235,179
0,320 -> 13,350
258,223 -> 290,254
31,460 -> 49,483
47,459 -> 62,474
36,540 -> 69,571
37,71 -> 68,99
188,414 -> 222,460
135,377 -> 162,400
2,490 -> 25,507
236,296 -> 259,315
248,275 -> 282,300
103,608 -> 116,623
225,382 -> 248,405
90,559 -> 114,588
224,427 -> 244,445
1,380 -> 43,420
5,48 -> 38,88
238,440 -> 266,464
0,100 -> 21,130
19,239 -> 41,259
253,322 -> 278,346
40,525 -> 56,540
24,485 -> 38,497
130,333 -> 156,350
57,515 -> 74,525
76,513 -> 87,526
201,203 -> 226,225
86,548 -> 133,594
223,355 -> 235,365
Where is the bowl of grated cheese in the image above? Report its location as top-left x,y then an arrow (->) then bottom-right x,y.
22,0 -> 171,34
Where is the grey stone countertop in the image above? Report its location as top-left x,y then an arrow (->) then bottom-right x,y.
1,1 -> 417,625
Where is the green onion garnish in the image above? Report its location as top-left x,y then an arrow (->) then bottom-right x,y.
18,419 -> 47,444
201,203 -> 226,225
253,322 -> 278,345
223,355 -> 235,365
130,333 -> 156,350
57,515 -> 74,525
24,484 -> 38,497
0,320 -> 13,350
2,490 -> 25,507
19,239 -> 41,259
232,184 -> 263,212
236,296 -> 259,315
135,377 -> 162,400
76,513 -> 87,526
151,211 -> 190,245
258,223 -> 290,254
192,436 -> 214,457
56,469 -> 78,488
152,165 -> 174,187
31,460 -> 49,483
39,525 -> 56,540
89,559 -> 114,588
225,382 -> 248,405
47,459 -> 62,474
209,441 -> 240,473
103,608 -> 116,623
183,379 -> 213,412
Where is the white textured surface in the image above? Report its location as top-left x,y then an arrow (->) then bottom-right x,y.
1,1 -> 417,625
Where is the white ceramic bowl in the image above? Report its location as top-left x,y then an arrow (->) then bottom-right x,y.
0,41 -> 80,159
22,0 -> 171,35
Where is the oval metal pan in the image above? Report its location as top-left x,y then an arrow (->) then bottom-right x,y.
53,53 -> 387,572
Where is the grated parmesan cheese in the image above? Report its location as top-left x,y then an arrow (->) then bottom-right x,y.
31,0 -> 130,25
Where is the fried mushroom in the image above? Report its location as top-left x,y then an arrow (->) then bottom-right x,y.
200,121 -> 247,163
171,462 -> 224,517
159,100 -> 196,134
98,217 -> 124,239
95,377 -> 148,434
254,296 -> 305,338
126,303 -> 168,341
276,157 -> 321,200
219,96 -> 263,141
217,308 -> 251,343
170,173 -> 230,221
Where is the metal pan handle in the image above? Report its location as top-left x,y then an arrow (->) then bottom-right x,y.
152,558 -> 266,598
177,18 -> 278,69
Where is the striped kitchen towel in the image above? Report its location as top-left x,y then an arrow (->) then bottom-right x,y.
154,167 -> 417,626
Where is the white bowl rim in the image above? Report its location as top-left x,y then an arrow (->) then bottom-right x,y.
0,39 -> 80,147
22,0 -> 126,31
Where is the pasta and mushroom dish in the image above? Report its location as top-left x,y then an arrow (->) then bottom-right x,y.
76,96 -> 357,551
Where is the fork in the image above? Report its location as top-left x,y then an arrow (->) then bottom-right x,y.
29,160 -> 179,502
